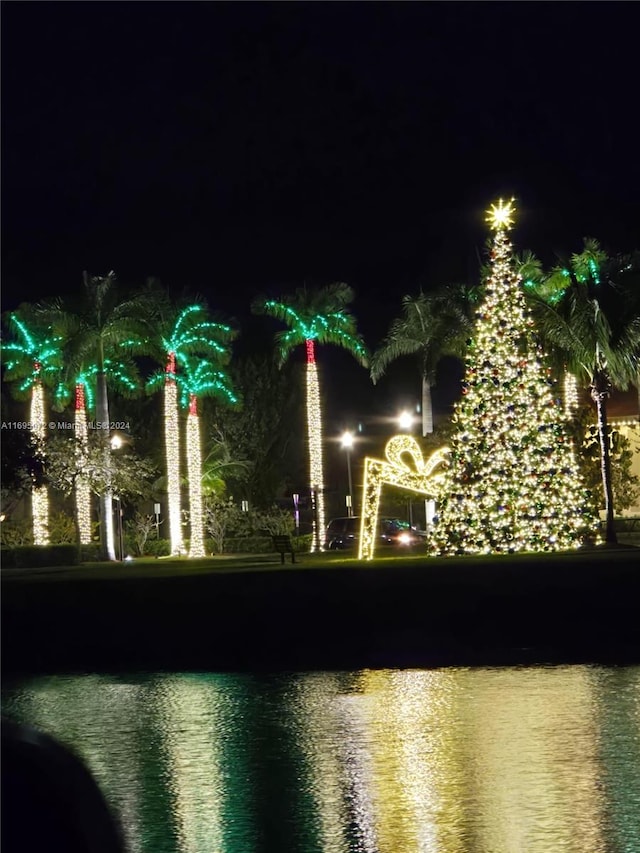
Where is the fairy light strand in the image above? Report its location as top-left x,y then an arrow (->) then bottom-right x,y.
186,397 -> 205,558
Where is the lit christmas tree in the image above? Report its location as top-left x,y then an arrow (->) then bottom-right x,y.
431,199 -> 597,555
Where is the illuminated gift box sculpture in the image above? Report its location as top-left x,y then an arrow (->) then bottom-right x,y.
358,435 -> 450,560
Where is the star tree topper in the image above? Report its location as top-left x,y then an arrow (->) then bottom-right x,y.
485,197 -> 516,231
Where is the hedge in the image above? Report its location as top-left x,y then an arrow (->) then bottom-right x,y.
1,544 -> 80,569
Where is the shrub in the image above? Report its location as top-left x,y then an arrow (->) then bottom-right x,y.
80,543 -> 105,562
216,533 -> 313,554
48,512 -> 77,545
142,538 -> 171,558
221,536 -> 273,554
1,544 -> 79,569
0,518 -> 33,548
291,534 -> 313,553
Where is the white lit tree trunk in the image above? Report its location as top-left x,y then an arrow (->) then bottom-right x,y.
186,394 -> 205,558
164,352 -> 184,555
74,383 -> 92,545
96,367 -> 116,561
563,370 -> 579,416
421,375 -> 433,436
30,377 -> 49,545
306,339 -> 325,551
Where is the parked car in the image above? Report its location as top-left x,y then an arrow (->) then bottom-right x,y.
325,516 -> 425,550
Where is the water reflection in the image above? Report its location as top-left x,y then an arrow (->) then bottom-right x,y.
3,666 -> 640,853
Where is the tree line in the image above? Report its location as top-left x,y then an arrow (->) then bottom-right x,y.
2,235 -> 639,555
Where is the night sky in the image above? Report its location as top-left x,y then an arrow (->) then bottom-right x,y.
2,2 -> 639,424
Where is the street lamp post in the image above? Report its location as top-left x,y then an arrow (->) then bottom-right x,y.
340,431 -> 355,517
292,493 -> 300,535
154,503 -> 161,539
110,433 -> 125,560
396,410 -> 415,525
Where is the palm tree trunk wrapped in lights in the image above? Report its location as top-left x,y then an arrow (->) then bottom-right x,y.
30,375 -> 50,545
146,302 -> 237,558
2,316 -> 62,546
305,339 -> 326,544
177,354 -> 238,559
563,371 -> 579,416
164,351 -> 184,555
74,381 -> 93,545
186,393 -> 205,558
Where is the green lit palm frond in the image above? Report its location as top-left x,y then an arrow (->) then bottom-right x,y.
53,356 -> 141,411
1,311 -> 63,395
162,303 -> 236,360
530,274 -> 640,390
516,250 -> 544,291
176,353 -> 239,408
253,282 -> 368,366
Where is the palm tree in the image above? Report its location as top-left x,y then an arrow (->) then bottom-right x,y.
2,312 -> 62,544
146,298 -> 236,556
254,283 -> 368,551
370,286 -> 472,436
35,271 -> 151,560
531,240 -> 640,544
177,355 -> 238,558
55,359 -> 140,546
516,250 -> 582,415
201,427 -> 251,497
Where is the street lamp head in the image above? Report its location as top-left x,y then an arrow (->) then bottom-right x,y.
340,430 -> 355,450
110,434 -> 123,450
397,410 -> 413,431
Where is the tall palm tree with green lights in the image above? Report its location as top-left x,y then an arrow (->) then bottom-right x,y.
146,298 -> 236,556
370,286 -> 472,436
530,240 -> 640,544
35,271 -> 151,560
2,312 -> 62,544
254,283 -> 368,551
55,359 -> 140,545
177,354 -> 238,557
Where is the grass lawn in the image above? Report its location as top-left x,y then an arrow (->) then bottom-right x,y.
3,545 -> 639,677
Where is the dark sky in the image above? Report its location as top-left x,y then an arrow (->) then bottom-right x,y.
2,2 -> 639,423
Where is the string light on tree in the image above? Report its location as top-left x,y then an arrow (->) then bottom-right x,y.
30,381 -> 49,545
177,355 -> 238,559
563,371 -> 579,415
54,360 -> 139,547
256,285 -> 368,552
148,304 -> 236,557
2,314 -> 62,545
431,198 -> 597,555
74,379 -> 92,544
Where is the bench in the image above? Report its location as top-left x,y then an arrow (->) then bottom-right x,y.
272,535 -> 296,564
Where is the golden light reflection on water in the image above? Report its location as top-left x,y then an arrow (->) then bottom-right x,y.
460,668 -> 606,853
156,675 -> 226,853
350,670 -> 468,853
3,666 -> 640,853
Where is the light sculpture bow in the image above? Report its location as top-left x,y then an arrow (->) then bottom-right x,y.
358,436 -> 450,560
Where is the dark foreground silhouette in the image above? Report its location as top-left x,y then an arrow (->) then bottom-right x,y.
1,719 -> 125,853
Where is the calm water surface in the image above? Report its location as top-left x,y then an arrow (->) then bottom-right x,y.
3,666 -> 640,853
